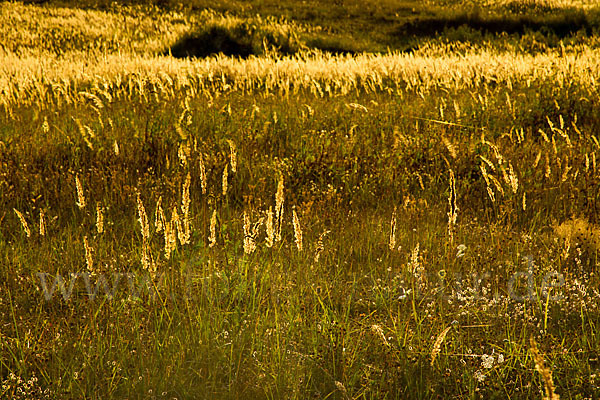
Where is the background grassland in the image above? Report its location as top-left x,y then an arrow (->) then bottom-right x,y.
2,0 -> 600,399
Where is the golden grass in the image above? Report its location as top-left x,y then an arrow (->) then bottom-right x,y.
553,217 -> 600,253
530,337 -> 560,400
431,326 -> 452,366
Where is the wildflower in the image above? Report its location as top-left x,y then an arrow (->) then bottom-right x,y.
474,370 -> 486,383
371,324 -> 390,347
481,354 -> 494,369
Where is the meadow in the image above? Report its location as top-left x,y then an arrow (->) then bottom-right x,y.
1,0 -> 600,398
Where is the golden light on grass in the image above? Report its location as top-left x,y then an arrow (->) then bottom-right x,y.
136,193 -> 150,242
243,211 -> 257,254
530,337 -> 560,400
2,1 -> 600,395
389,206 -> 397,251
75,174 -> 86,209
83,235 -> 93,272
227,139 -> 237,173
199,153 -> 207,195
136,193 -> 155,268
314,230 -> 329,263
141,244 -> 154,276
447,169 -> 458,245
14,208 -> 31,238
275,173 -> 284,242
163,213 -> 177,259
209,209 -> 217,248
292,207 -> 302,251
553,217 -> 600,253
155,196 -> 165,233
39,209 -> 46,237
222,164 -> 229,197
430,326 -> 451,366
507,162 -> 519,194
265,206 -> 274,248
179,172 -> 192,245
178,142 -> 190,167
96,203 -> 104,234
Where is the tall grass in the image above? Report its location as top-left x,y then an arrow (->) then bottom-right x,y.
1,1 -> 600,399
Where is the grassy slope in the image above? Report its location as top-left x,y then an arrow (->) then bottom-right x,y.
1,1 -> 600,399
18,0 -> 600,53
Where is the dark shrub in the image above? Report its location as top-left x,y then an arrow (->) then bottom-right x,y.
169,25 -> 254,58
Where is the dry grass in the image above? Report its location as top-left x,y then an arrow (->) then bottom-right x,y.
1,1 -> 600,399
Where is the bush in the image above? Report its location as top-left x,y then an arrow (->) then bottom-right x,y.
168,16 -> 304,58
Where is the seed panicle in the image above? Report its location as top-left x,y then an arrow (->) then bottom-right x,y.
431,326 -> 451,366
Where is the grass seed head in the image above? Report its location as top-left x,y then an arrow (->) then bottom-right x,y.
431,326 -> 451,366
163,216 -> 177,260
75,174 -> 86,209
96,203 -> 104,234
14,208 -> 31,238
530,337 -> 560,400
389,206 -> 397,251
199,153 -> 207,195
155,196 -> 165,233
447,169 -> 458,244
314,230 -> 329,263
243,211 -> 257,254
265,206 -> 274,248
227,139 -> 237,173
209,209 -> 217,248
39,209 -> 46,237
292,207 -> 302,251
275,173 -> 285,242
181,172 -> 191,218
83,235 -> 93,272
136,193 -> 150,243
222,164 -> 228,197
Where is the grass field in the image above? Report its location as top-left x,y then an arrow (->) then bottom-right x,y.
2,0 -> 600,398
